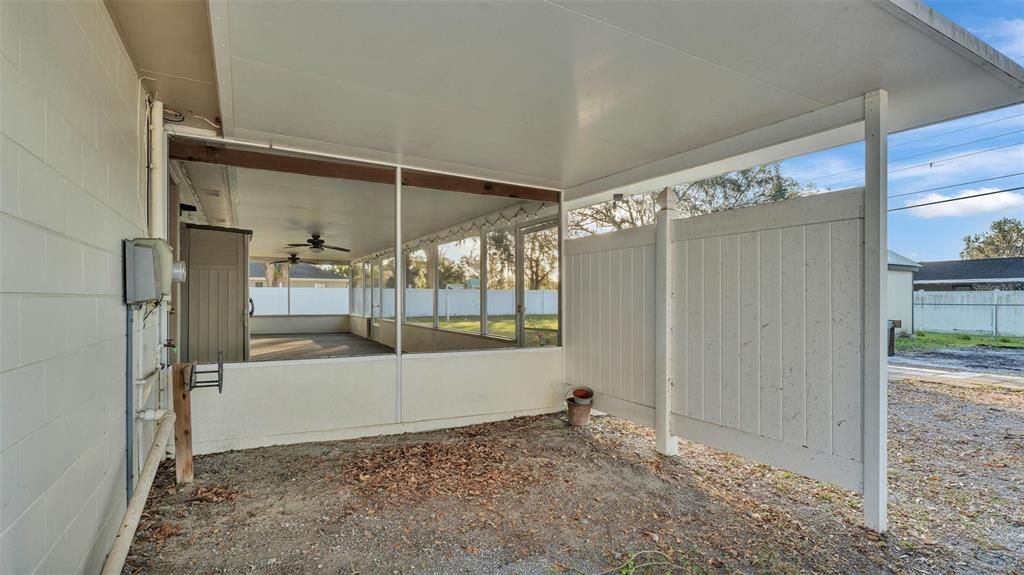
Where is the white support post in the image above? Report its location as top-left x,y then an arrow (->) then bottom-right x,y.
395,167 -> 403,423
654,188 -> 678,456
863,90 -> 889,533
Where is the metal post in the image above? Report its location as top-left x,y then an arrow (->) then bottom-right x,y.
395,167 -> 403,423
863,90 -> 889,533
125,304 -> 135,499
480,232 -> 488,335
654,188 -> 678,456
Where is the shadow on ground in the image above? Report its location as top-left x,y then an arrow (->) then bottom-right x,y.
126,380 -> 1024,574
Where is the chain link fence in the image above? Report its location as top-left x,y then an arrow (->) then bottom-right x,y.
913,291 -> 1024,337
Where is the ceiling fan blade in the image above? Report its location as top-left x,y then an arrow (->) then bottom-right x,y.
269,259 -> 289,264
285,243 -> 310,247
324,245 -> 351,252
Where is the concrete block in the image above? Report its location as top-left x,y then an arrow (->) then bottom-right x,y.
0,214 -> 46,293
44,106 -> 84,187
0,294 -> 19,371
0,136 -> 19,218
0,362 -> 46,452
1,56 -> 45,159
0,493 -> 47,574
0,0 -> 19,65
19,295 -> 67,366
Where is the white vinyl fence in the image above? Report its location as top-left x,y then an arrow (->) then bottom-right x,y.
250,287 -> 350,316
913,291 -> 1024,337
566,188 -> 869,492
252,286 -> 558,318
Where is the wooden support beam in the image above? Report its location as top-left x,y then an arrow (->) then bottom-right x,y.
168,140 -> 394,184
402,169 -> 560,203
168,139 -> 560,203
172,363 -> 194,484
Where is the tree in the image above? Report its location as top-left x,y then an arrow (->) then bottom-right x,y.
486,231 -> 516,289
524,227 -> 559,290
961,217 -> 1024,259
567,162 -> 810,237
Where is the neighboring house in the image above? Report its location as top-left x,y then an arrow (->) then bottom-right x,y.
888,250 -> 921,335
249,262 -> 349,288
914,257 -> 1024,291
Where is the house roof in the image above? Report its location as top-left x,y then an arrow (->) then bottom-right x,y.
249,262 -> 347,280
913,257 -> 1024,284
887,250 -> 921,271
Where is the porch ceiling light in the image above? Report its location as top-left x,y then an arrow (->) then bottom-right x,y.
309,246 -> 324,253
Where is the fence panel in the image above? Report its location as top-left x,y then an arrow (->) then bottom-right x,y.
565,227 -> 657,425
670,189 -> 866,491
913,291 -> 1024,337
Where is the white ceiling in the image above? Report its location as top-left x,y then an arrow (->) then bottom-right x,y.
225,167 -> 525,261
210,0 -> 1024,191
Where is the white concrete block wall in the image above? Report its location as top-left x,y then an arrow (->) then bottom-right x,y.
0,1 -> 145,573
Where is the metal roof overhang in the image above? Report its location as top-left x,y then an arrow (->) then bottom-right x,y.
203,0 -> 1024,203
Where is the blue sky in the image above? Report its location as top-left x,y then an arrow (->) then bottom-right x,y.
777,0 -> 1024,262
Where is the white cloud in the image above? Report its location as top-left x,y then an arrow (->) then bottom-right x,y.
973,18 -> 1024,63
904,187 -> 1024,218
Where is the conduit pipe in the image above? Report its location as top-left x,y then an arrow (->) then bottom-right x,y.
101,410 -> 175,575
148,100 -> 166,239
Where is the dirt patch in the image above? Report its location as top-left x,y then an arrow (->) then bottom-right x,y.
893,346 -> 1024,376
125,380 -> 1024,574
340,436 -> 555,501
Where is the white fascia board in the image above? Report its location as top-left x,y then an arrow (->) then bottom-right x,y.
564,95 -> 866,209
873,0 -> 1024,90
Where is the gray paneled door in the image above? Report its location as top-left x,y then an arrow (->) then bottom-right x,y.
182,225 -> 252,363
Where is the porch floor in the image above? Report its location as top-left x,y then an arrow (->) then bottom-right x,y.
249,332 -> 393,361
126,379 -> 1023,574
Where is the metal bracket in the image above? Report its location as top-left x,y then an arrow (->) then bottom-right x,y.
189,351 -> 224,394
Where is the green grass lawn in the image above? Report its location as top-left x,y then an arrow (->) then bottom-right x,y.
407,314 -> 559,346
895,331 -> 1024,353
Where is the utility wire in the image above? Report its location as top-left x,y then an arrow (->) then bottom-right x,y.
889,186 -> 1024,212
893,111 -> 1024,147
827,140 -> 1024,190
813,128 -> 1024,183
889,172 -> 1024,199
793,110 -> 1024,176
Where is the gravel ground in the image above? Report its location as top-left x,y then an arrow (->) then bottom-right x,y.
125,379 -> 1024,575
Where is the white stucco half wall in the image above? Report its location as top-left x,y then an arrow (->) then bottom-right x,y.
191,347 -> 564,454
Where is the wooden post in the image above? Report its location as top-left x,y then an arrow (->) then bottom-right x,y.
863,90 -> 888,533
172,363 -> 194,484
654,188 -> 679,456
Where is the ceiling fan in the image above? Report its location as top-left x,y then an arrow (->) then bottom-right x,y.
269,254 -> 304,265
268,254 -> 347,266
285,233 -> 349,254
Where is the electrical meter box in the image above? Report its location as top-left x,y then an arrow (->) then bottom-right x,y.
124,238 -> 176,304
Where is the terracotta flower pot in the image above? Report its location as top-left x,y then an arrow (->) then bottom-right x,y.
566,397 -> 592,427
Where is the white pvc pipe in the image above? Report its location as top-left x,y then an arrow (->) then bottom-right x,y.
101,411 -> 176,575
148,100 -> 166,239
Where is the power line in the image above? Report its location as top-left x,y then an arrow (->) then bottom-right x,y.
827,140 -> 1024,190
893,111 -> 1024,147
792,110 -> 1024,177
889,172 -> 1024,199
812,128 -> 1024,183
889,186 -> 1024,212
